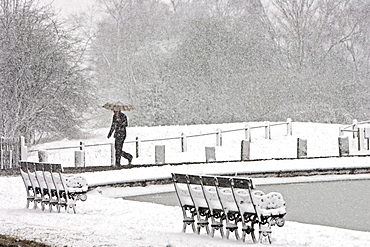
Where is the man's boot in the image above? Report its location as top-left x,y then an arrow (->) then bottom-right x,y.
127,153 -> 133,165
116,155 -> 121,167
122,152 -> 133,165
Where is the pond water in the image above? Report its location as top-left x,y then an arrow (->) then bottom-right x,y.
123,179 -> 370,232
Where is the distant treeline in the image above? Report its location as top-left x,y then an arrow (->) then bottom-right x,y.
2,0 -> 370,144
91,0 -> 370,126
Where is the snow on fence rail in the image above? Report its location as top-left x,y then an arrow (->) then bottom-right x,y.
22,119 -> 292,168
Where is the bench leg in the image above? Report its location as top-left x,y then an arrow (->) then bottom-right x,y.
64,192 -> 78,214
209,210 -> 224,238
226,226 -> 239,240
196,221 -> 210,235
67,204 -> 76,214
251,225 -> 257,243
33,200 -> 39,210
67,201 -> 77,214
210,223 -> 224,238
242,224 -> 257,243
26,199 -> 33,209
225,212 -> 239,240
226,227 -> 240,240
182,218 -> 195,233
195,210 -> 210,235
58,203 -> 68,213
258,222 -> 272,244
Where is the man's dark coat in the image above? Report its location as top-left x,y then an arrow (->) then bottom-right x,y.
108,111 -> 132,165
108,111 -> 127,140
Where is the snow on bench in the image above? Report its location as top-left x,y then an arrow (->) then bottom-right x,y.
20,161 -> 88,213
171,173 -> 286,244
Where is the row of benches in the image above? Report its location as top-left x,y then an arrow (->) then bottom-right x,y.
19,161 -> 88,213
171,173 -> 286,244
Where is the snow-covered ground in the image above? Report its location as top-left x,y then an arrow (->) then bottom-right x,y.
2,122 -> 370,246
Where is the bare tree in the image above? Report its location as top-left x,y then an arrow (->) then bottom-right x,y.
257,0 -> 370,122
0,0 -> 92,143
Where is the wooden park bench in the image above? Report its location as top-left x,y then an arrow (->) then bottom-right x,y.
171,173 -> 286,244
20,161 -> 88,213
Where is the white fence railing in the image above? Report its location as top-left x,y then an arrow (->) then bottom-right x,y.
2,118 -> 366,169
25,119 -> 293,168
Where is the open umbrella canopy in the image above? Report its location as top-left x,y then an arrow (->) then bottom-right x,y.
102,102 -> 134,111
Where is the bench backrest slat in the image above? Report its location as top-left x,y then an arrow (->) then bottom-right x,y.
187,174 -> 202,185
52,170 -> 65,191
187,175 -> 208,209
171,173 -> 194,208
231,178 -> 258,216
172,173 -> 188,184
43,168 -> 56,190
20,167 -> 32,188
27,163 -> 40,189
201,175 -> 217,186
215,176 -> 239,213
232,177 -> 253,189
215,176 -> 232,187
51,163 -> 62,173
20,161 -> 28,173
35,163 -> 44,172
200,176 -> 222,211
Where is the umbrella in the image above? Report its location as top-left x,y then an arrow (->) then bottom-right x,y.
102,101 -> 134,111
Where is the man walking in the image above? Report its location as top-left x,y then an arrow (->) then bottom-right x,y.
107,110 -> 133,166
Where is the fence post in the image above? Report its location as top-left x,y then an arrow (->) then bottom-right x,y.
358,127 -> 365,151
75,141 -> 85,167
286,118 -> 292,136
352,119 -> 358,138
136,137 -> 141,158
338,136 -> 349,157
245,124 -> 251,142
241,140 -> 250,161
205,147 -> 216,162
265,121 -> 271,139
155,145 -> 165,164
365,128 -> 370,150
0,136 -> 4,169
19,136 -> 28,161
297,138 -> 307,158
38,150 -> 48,162
75,150 -> 85,167
181,133 -> 187,152
216,129 -> 222,146
110,143 -> 116,166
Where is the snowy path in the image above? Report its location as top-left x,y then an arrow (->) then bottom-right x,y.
82,156 -> 370,187
2,156 -> 370,246
3,122 -> 370,246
